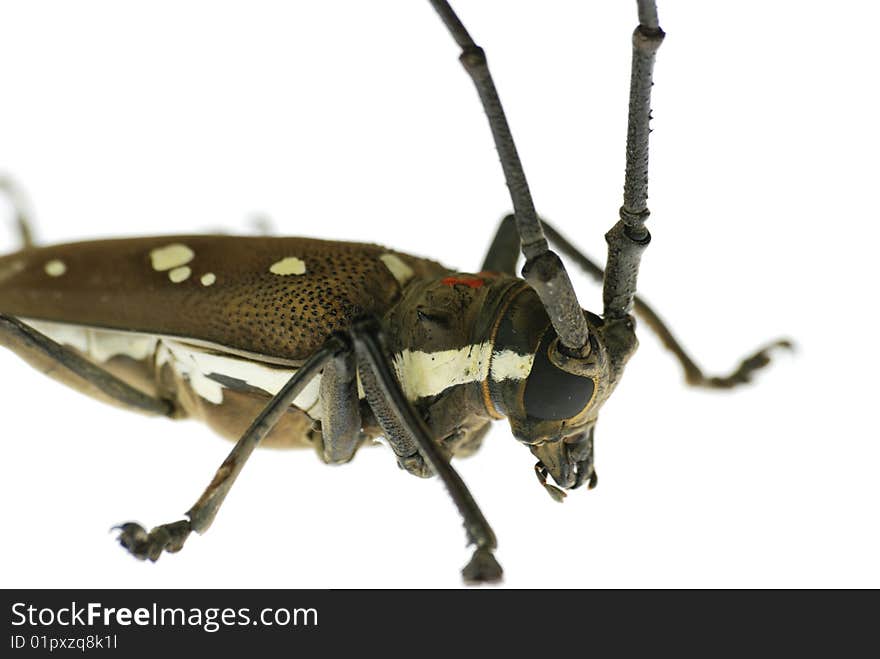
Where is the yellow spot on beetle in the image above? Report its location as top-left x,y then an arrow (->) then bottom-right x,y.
169,266 -> 192,283
44,259 -> 67,277
150,243 -> 194,272
269,257 -> 306,276
379,253 -> 414,286
200,272 -> 217,286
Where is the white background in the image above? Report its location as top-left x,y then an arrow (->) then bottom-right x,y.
0,1 -> 877,589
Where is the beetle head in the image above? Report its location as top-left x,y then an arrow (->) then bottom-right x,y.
487,285 -> 637,493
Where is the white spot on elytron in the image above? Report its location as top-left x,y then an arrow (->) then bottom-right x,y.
44,259 -> 67,277
269,256 -> 306,276
379,253 -> 414,286
150,243 -> 194,272
168,266 -> 192,283
200,272 -> 217,286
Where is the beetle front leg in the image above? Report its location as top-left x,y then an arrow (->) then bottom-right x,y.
350,316 -> 502,584
355,355 -> 433,479
316,335 -> 363,465
117,338 -> 341,561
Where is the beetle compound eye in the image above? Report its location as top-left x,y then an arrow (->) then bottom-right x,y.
523,331 -> 595,421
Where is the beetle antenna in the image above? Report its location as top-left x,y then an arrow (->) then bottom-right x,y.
543,219 -> 794,388
602,1 -> 664,329
428,0 -> 591,356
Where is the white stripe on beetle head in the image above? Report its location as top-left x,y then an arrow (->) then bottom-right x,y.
392,343 -> 535,401
392,343 -> 492,401
488,349 -> 535,382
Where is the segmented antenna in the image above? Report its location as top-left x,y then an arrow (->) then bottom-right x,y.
603,1 -> 664,322
428,0 -> 591,355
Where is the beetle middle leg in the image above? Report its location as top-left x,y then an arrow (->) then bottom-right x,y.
351,316 -> 502,584
484,214 -> 792,388
117,338 -> 341,561
117,320 -> 502,584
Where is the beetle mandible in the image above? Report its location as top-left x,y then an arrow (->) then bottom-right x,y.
0,0 -> 790,583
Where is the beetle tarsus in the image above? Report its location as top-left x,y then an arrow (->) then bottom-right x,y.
462,547 -> 503,584
115,519 -> 192,561
694,339 -> 794,389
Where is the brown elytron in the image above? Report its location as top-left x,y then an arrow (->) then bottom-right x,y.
0,237 -> 448,361
0,1 -> 790,583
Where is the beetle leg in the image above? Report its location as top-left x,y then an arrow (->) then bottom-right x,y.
539,220 -> 793,388
0,314 -> 173,416
350,316 -> 502,584
481,214 -> 520,276
354,345 -> 432,479
116,337 -> 341,562
0,175 -> 36,248
316,333 -> 363,464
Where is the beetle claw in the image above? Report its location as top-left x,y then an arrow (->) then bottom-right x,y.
115,519 -> 192,561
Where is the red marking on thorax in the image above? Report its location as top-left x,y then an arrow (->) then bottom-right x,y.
442,275 -> 485,289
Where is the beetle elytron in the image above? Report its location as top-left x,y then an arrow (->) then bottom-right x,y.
0,1 -> 789,583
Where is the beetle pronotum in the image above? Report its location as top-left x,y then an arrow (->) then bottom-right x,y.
0,1 -> 792,586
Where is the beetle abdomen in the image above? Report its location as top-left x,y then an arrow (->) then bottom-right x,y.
19,318 -> 333,448
0,236 -> 450,361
